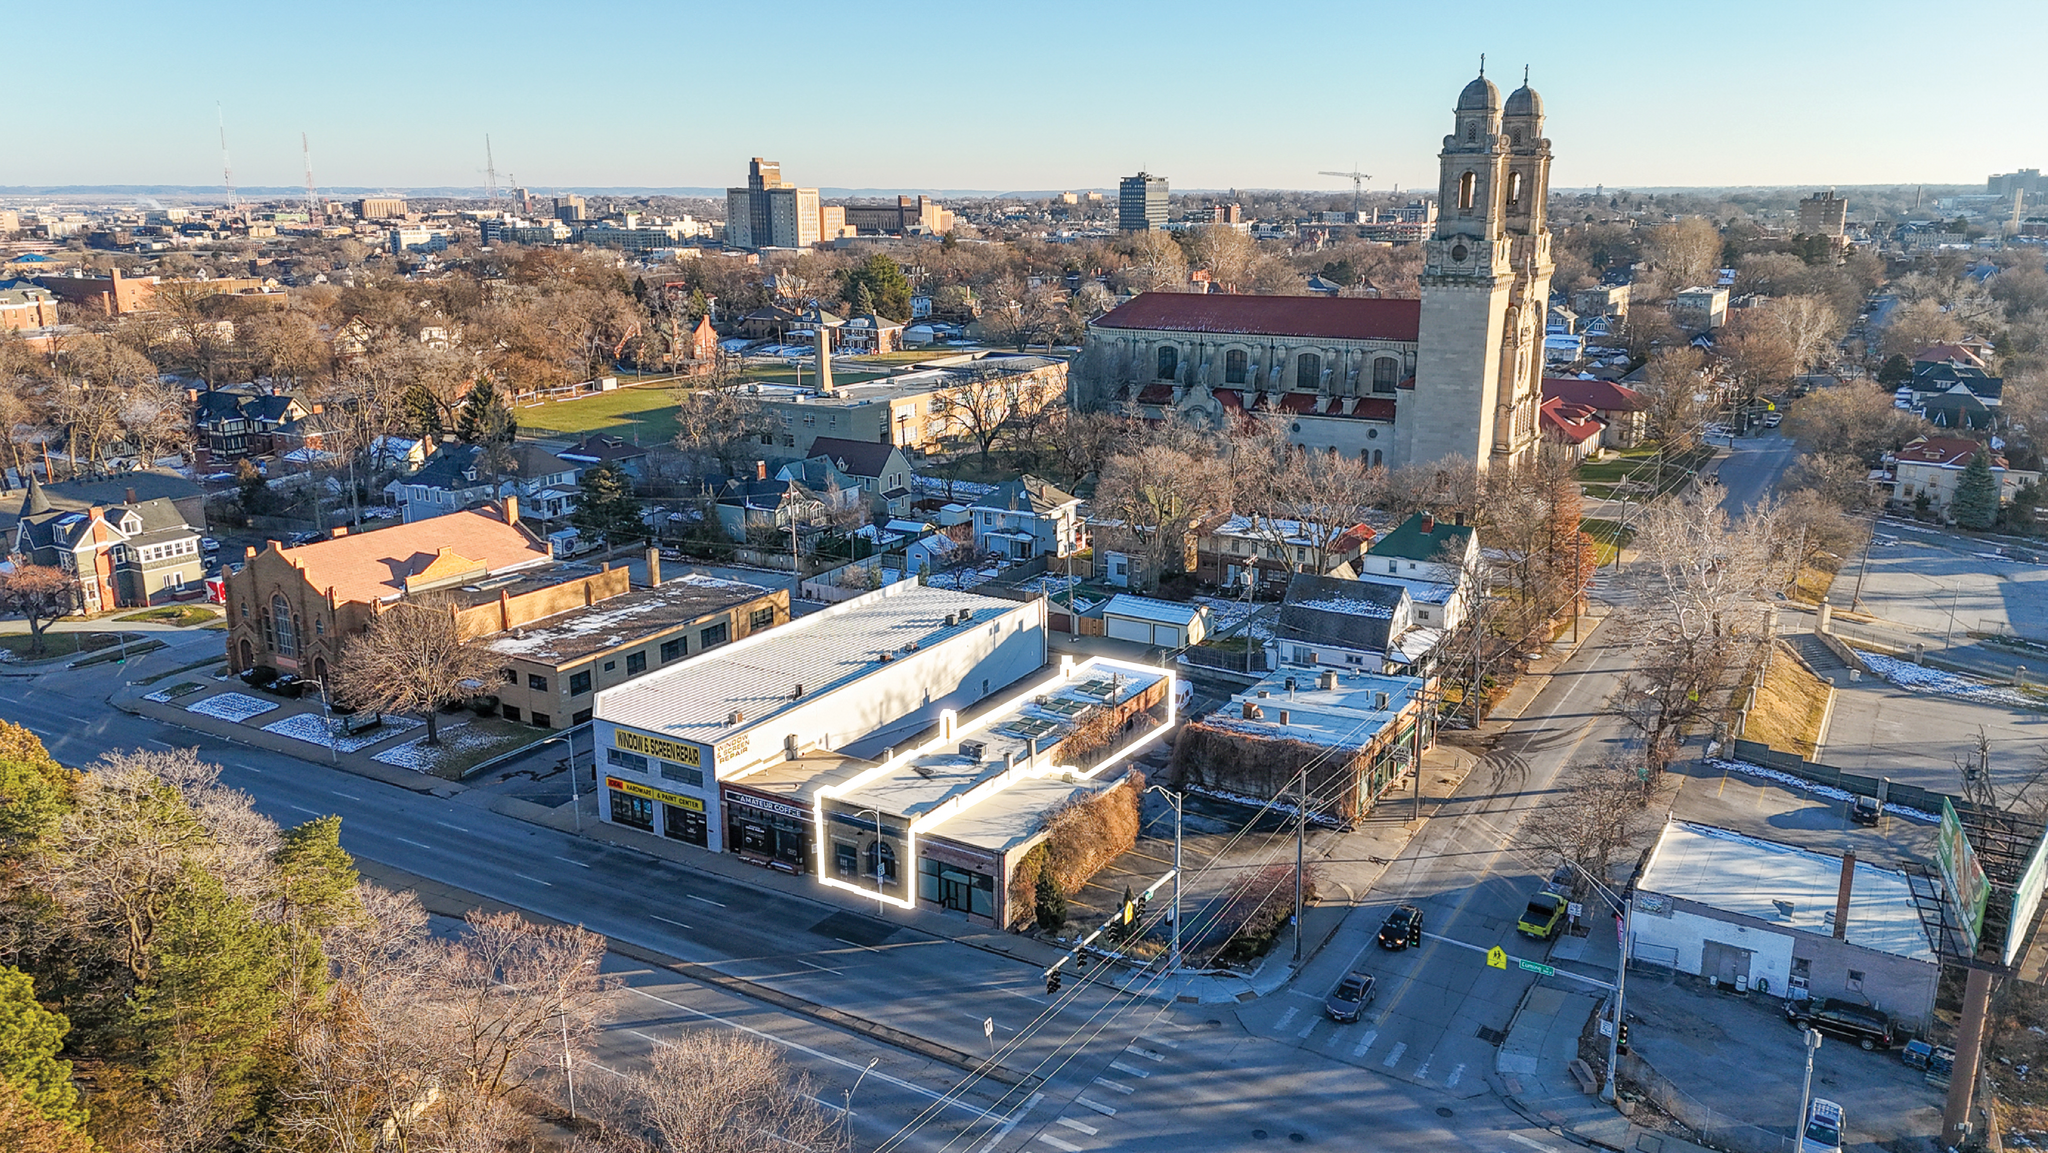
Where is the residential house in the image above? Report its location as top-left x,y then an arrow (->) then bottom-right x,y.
1359,512 -> 1477,629
0,279 -> 59,331
189,386 -> 312,462
1091,519 -> 1195,592
801,437 -> 914,519
1912,342 -> 1991,369
835,313 -> 905,354
558,433 -> 651,480
1272,573 -> 1443,675
1538,394 -> 1604,460
1902,362 -> 2002,430
1890,436 -> 2038,516
384,442 -> 582,524
11,476 -> 206,611
967,475 -> 1081,560
1540,378 -> 1646,449
223,503 -> 553,680
1191,514 -> 1375,598
0,469 -> 205,538
709,458 -> 865,542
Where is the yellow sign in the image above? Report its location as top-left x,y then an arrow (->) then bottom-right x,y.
606,776 -> 705,812
1486,946 -> 1507,970
615,727 -> 701,767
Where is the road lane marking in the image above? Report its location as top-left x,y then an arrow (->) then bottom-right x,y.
289,804 -> 321,815
1108,1060 -> 1150,1079
1322,1029 -> 1344,1049
649,915 -> 690,929
972,1091 -> 1043,1153
623,992 -> 995,1118
1092,1076 -> 1133,1094
1074,1095 -> 1117,1116
689,894 -> 728,907
1351,1029 -> 1378,1058
1057,1118 -> 1099,1136
798,959 -> 843,975
147,738 -> 174,747
333,791 -> 362,800
512,872 -> 553,886
1124,1046 -> 1163,1061
1446,1063 -> 1465,1089
1295,1018 -> 1315,1039
1506,1134 -> 1558,1152
1383,1041 -> 1406,1067
1415,1057 -> 1431,1080
554,855 -> 592,868
1274,1006 -> 1298,1031
1037,1134 -> 1083,1152
436,820 -> 469,831
1144,1035 -> 1179,1048
396,838 -> 433,850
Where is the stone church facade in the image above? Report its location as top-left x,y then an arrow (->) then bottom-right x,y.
1073,70 -> 1554,472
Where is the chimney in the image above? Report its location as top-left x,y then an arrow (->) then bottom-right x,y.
645,546 -> 661,587
816,324 -> 835,394
756,460 -> 768,481
502,494 -> 518,525
1833,849 -> 1855,940
125,487 -> 137,504
330,525 -> 348,538
1419,511 -> 1435,534
1278,709 -> 1291,726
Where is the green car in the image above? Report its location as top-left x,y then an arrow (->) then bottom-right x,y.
1517,891 -> 1567,940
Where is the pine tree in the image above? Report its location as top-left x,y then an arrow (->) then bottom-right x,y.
274,816 -> 362,933
1953,449 -> 1999,530
1034,870 -> 1067,932
0,966 -> 86,1133
0,723 -> 73,862
457,378 -> 516,446
571,462 -> 646,545
1877,354 -> 1912,387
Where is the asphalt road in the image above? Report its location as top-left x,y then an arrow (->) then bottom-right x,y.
1710,426 -> 1800,517
3,629 -> 1591,1153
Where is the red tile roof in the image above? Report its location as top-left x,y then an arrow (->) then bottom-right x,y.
1540,396 -> 1604,444
1913,343 -> 1986,368
1094,292 -> 1421,342
1896,435 -> 2002,469
276,507 -> 552,606
1542,377 -> 1644,413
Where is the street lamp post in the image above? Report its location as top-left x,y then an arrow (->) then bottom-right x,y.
92,631 -> 129,667
1144,785 -> 1183,971
1796,1026 -> 1823,1147
856,807 -> 888,914
1602,893 -> 1632,1102
843,1056 -> 878,1139
304,678 -> 339,766
533,731 -> 585,833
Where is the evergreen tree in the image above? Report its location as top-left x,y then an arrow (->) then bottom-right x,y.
1034,870 -> 1066,932
1953,449 -> 2000,530
571,462 -> 646,545
0,1080 -> 90,1153
456,378 -> 517,447
402,383 -> 446,441
1877,354 -> 1912,387
840,254 -> 913,322
848,281 -> 876,319
0,966 -> 85,1133
273,816 -> 362,933
0,722 -> 73,861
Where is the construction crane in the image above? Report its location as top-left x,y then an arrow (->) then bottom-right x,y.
217,103 -> 238,212
301,132 -> 319,221
484,135 -> 499,202
1319,167 -> 1371,216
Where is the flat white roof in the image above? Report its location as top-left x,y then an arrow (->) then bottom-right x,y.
1210,665 -> 1423,751
595,580 -> 1030,746
1640,822 -> 1935,963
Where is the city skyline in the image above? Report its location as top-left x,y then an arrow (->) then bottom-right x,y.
12,0 -> 2040,194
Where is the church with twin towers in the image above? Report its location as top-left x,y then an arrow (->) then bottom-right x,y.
1077,68 -> 1556,472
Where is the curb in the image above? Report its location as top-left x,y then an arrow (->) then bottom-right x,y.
352,858 -> 1038,1089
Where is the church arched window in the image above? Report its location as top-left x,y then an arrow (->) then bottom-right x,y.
1295,352 -> 1322,391
1465,122 -> 1477,143
271,594 -> 298,659
1224,349 -> 1248,385
1372,358 -> 1398,394
1458,172 -> 1476,211
1507,171 -> 1523,208
1371,449 -> 1384,468
1156,345 -> 1178,381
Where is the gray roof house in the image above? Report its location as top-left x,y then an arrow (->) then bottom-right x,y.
967,474 -> 1082,560
384,442 -> 583,524
1274,573 -> 1442,676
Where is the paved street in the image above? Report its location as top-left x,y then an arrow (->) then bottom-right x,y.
2,624 -> 1606,1153
1709,425 -> 1799,517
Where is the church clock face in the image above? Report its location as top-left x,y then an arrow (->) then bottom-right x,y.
1450,243 -> 1469,262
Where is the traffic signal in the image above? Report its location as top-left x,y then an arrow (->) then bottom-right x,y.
1046,970 -> 1061,995
1076,949 -> 1090,970
1616,1020 -> 1630,1054
1408,919 -> 1422,948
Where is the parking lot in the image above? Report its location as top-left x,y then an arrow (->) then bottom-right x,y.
1849,518 -> 2048,643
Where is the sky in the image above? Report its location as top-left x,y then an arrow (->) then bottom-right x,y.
7,0 -> 2042,196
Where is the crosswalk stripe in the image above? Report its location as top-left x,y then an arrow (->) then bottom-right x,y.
1075,1095 -> 1118,1116
1038,1133 -> 1083,1152
1383,1041 -> 1406,1067
1352,1029 -> 1378,1058
1146,1035 -> 1181,1048
1057,1118 -> 1099,1136
1447,1063 -> 1466,1089
1108,1060 -> 1152,1079
1124,1046 -> 1165,1061
1295,1018 -> 1316,1038
1092,1077 -> 1134,1094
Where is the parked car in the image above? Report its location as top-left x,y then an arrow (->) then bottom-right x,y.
1785,997 -> 1894,1051
267,673 -> 308,699
200,536 -> 220,553
1851,795 -> 1881,825
1517,891 -> 1568,940
1323,972 -> 1378,1023
1800,1097 -> 1843,1153
1378,904 -> 1423,950
1764,412 -> 1784,428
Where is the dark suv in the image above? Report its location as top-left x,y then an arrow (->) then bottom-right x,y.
1379,905 -> 1423,949
1785,996 -> 1894,1051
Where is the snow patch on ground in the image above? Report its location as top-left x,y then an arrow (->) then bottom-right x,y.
1182,783 -> 1348,829
1193,597 -> 1273,642
371,723 -> 498,772
186,692 -> 279,723
1860,651 -> 2035,708
1710,758 -> 1938,824
261,711 -> 420,753
144,682 -> 206,702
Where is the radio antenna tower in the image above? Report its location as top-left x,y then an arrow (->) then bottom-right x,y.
217,103 -> 239,212
484,135 -> 500,203
301,132 -> 320,221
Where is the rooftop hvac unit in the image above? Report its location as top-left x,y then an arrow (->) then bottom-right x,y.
959,739 -> 987,763
945,611 -> 957,625
1319,670 -> 1339,691
790,683 -> 804,699
1374,691 -> 1390,710
727,710 -> 744,726
959,607 -> 974,621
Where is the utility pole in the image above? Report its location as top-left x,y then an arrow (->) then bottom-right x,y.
1850,507 -> 1879,611
1796,1027 -> 1821,1148
1293,766 -> 1306,962
1602,894 -> 1633,1101
301,132 -> 319,223
216,103 -> 238,213
484,134 -> 499,203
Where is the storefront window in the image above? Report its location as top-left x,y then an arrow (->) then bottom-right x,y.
727,802 -> 810,869
919,857 -> 996,917
610,790 -> 654,830
663,804 -> 707,846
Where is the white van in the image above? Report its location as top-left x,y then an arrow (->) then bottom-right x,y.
1801,1098 -> 1843,1153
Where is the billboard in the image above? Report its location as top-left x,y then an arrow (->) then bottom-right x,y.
1938,798 -> 1991,953
2008,826 -> 2048,967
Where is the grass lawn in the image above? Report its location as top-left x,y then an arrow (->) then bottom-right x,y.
517,385 -> 685,442
1578,443 -> 1716,500
0,631 -> 140,662
117,605 -> 222,627
1742,641 -> 1832,759
74,639 -> 164,667
1581,517 -> 1635,566
1788,555 -> 1843,605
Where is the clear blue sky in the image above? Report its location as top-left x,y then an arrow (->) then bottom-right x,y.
10,0 -> 2040,194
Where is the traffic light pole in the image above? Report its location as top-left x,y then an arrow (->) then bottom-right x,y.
1602,894 -> 1632,1102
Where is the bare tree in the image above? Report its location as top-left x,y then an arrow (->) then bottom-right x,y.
0,564 -> 78,658
428,911 -> 610,1114
1093,438 -> 1232,592
1635,347 -> 1717,455
577,1031 -> 845,1153
672,383 -> 774,478
1645,217 -> 1723,291
1514,759 -> 1661,903
1187,227 -> 1257,294
944,367 -> 1026,469
331,596 -> 502,745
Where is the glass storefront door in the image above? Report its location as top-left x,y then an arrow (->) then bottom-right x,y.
663,804 -> 707,846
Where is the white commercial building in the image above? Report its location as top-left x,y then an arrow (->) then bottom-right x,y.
592,579 -> 1046,855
